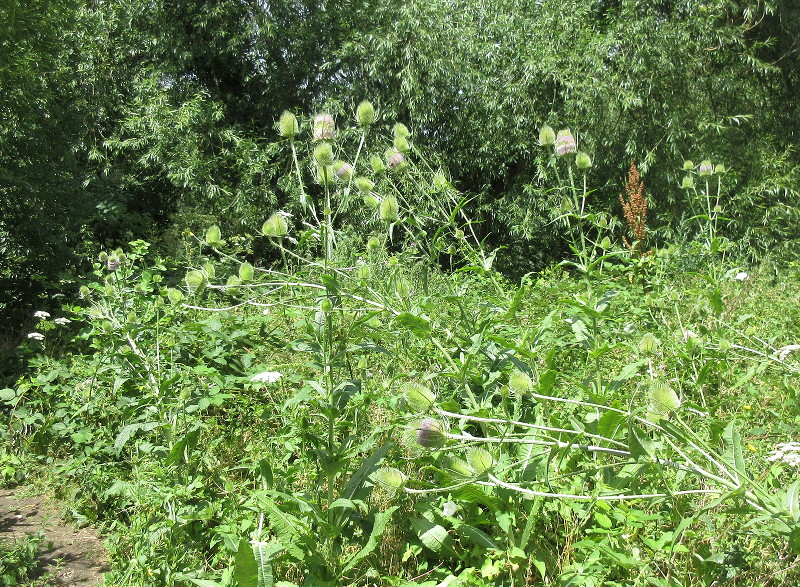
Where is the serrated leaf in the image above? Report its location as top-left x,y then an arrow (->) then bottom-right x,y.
114,421 -> 162,454
395,312 -> 431,337
233,538 -> 259,587
341,506 -> 399,574
261,500 -> 306,561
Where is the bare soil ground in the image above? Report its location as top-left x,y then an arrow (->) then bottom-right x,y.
0,487 -> 109,585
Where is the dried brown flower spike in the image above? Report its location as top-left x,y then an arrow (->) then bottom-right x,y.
619,161 -> 649,257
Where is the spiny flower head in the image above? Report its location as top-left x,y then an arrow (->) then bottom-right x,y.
555,129 -> 577,156
313,113 -> 335,141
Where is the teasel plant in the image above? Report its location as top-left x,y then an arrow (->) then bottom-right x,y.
387,379 -> 800,553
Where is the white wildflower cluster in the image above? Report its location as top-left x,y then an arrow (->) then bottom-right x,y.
27,332 -> 45,341
33,311 -> 50,320
54,317 -> 71,326
250,371 -> 282,384
776,345 -> 800,361
766,442 -> 800,467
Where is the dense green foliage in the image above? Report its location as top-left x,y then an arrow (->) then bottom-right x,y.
2,1 -> 800,585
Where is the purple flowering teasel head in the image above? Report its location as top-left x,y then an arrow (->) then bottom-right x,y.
555,129 -> 577,156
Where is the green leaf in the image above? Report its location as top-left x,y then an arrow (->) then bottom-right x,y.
394,312 -> 431,337
627,424 -> 654,461
785,480 -> 800,518
113,422 -> 162,454
261,499 -> 306,561
341,506 -> 399,574
410,517 -> 458,558
722,420 -> 745,481
233,539 -> 259,587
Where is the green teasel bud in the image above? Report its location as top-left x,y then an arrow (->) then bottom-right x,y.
639,332 -> 660,356
539,125 -> 556,146
262,212 -> 289,237
681,176 -> 695,189
393,135 -> 410,153
366,236 -> 381,251
333,160 -> 353,181
713,204 -> 722,213
314,142 -> 334,166
402,381 -> 436,412
205,225 -> 224,247
357,265 -> 370,279
320,298 -> 333,313
718,339 -> 731,352
455,228 -> 465,239
79,285 -> 91,298
415,418 -> 445,449
380,195 -> 399,222
98,251 -> 108,262
560,196 -> 574,213
238,261 -> 254,282
226,274 -> 242,286
576,151 -> 592,169
647,381 -> 681,416
315,164 -> 334,187
202,262 -> 216,279
396,277 -> 411,298
714,164 -> 726,174
355,176 -> 374,193
154,295 -> 164,309
278,111 -> 299,139
101,320 -> 114,333
356,100 -> 376,127
393,122 -> 410,138
467,447 -> 494,475
600,236 -> 612,250
166,288 -> 183,304
373,466 -> 406,491
104,283 -> 114,296
433,171 -> 450,191
698,160 -> 713,176
312,113 -> 335,141
508,369 -> 533,394
370,155 -> 386,173
185,270 -> 207,293
683,160 -> 694,171
363,193 -> 380,209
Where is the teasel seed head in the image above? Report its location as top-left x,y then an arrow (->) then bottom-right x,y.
555,129 -> 577,156
356,101 -> 376,127
238,261 -> 254,282
363,193 -> 380,209
380,195 -> 399,222
539,125 -> 556,146
683,160 -> 694,171
576,151 -> 592,169
373,466 -> 406,491
394,135 -> 410,153
333,160 -> 353,181
262,212 -> 289,237
355,176 -> 374,193
681,176 -> 695,189
639,332 -> 660,356
393,123 -> 410,138
508,369 -> 533,394
366,236 -> 381,251
415,418 -> 445,449
371,155 -> 386,173
402,381 -> 436,412
278,111 -> 300,139
314,142 -> 334,166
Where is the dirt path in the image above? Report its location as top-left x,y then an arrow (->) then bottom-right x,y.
0,487 -> 109,585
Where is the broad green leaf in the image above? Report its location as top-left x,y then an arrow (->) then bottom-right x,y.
233,538 -> 259,587
113,421 -> 162,454
394,312 -> 431,337
722,420 -> 745,481
410,517 -> 458,558
341,506 -> 399,574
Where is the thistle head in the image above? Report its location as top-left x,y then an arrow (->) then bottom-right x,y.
415,418 -> 445,449
555,129 -> 577,156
